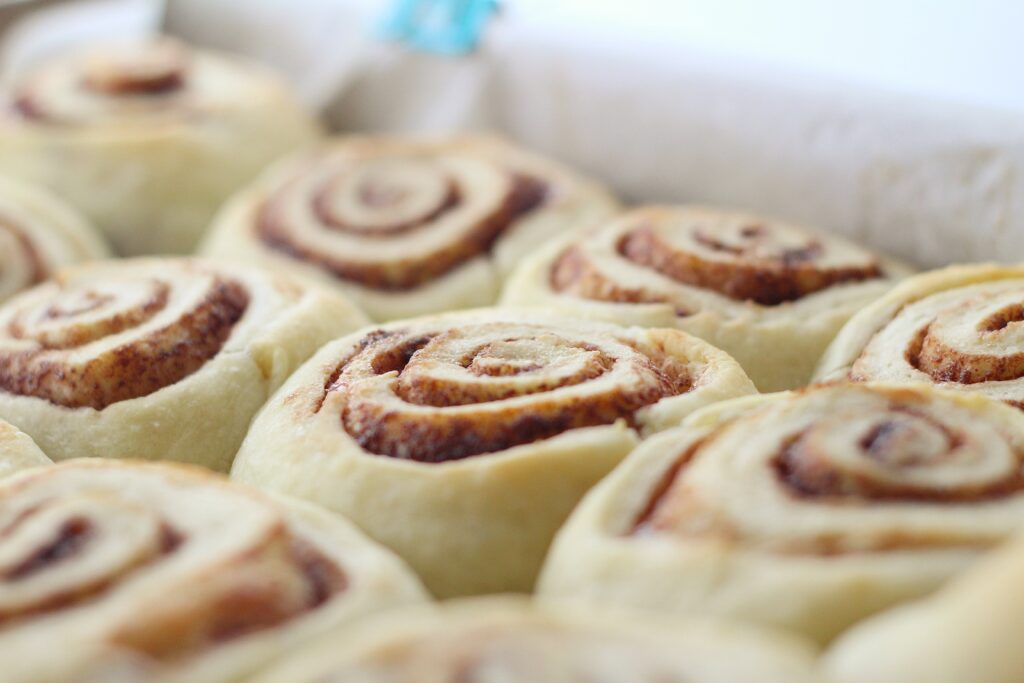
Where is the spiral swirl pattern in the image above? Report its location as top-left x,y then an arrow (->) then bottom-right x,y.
249,600 -> 820,683
0,460 -> 425,682
204,136 -> 617,321
257,147 -> 547,291
326,321 -> 694,462
828,272 -> 1024,407
10,39 -> 193,126
0,475 -> 339,639
547,206 -> 887,310
231,310 -> 754,597
0,37 -> 320,257
0,257 -> 367,471
504,206 -> 910,391
0,261 -> 248,409
540,383 -> 1024,642
639,385 -> 1024,545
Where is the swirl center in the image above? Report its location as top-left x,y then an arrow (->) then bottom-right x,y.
256,148 -> 549,291
774,408 -> 976,501
905,290 -> 1024,385
396,332 -> 614,407
11,279 -> 168,350
80,41 -> 186,95
314,158 -> 458,235
634,386 -> 1024,555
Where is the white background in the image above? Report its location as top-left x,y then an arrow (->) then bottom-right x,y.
514,0 -> 1024,113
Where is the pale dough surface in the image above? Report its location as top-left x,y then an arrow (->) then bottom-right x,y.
0,43 -> 320,255
249,597 -> 820,683
231,308 -> 755,597
202,134 -> 618,321
0,459 -> 427,683
503,205 -> 913,391
0,258 -> 368,471
540,383 -> 1024,643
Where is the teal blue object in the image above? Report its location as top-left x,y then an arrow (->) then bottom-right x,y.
380,0 -> 499,55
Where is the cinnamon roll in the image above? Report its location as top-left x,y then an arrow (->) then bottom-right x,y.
0,175 -> 108,302
824,530 -> 1024,683
201,135 -> 618,321
230,309 -> 755,597
0,258 -> 367,471
249,598 -> 819,683
816,264 -> 1024,409
503,205 -> 913,391
539,382 -> 1024,643
0,459 -> 427,683
0,37 -> 319,255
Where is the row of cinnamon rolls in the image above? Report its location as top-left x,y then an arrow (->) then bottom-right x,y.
0,36 -> 908,394
1,36 -> 1024,683
0,260 -> 798,682
2,380 -> 1024,682
0,251 -> 1022,680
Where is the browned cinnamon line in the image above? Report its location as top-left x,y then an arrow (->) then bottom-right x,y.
550,246 -> 691,316
325,326 -> 691,462
10,93 -> 46,122
4,517 -> 92,581
635,458 -> 1009,553
0,519 -> 182,627
312,182 -> 462,236
83,70 -> 184,95
906,321 -> 1024,385
0,278 -> 249,409
257,174 -> 548,291
109,534 -> 347,660
9,285 -> 169,349
342,398 -> 624,463
630,440 -> 704,534
184,537 -> 347,649
395,339 -> 615,407
10,72 -> 185,125
618,226 -> 882,305
775,408 -> 1024,503
314,328 -> 429,414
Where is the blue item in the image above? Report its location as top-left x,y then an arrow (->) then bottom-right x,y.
380,0 -> 499,55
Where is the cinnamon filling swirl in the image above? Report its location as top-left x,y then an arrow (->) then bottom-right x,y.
551,245 -> 687,314
256,153 -> 549,291
11,40 -> 189,124
0,274 -> 249,409
321,324 -> 691,462
633,385 -> 1024,553
80,42 -> 186,96
553,215 -> 883,307
0,464 -> 348,660
770,408 -> 1024,502
851,281 -> 1024,406
108,536 -> 346,660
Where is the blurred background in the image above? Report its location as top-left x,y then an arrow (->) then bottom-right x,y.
2,0 -> 1022,266
5,0 -> 1023,110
